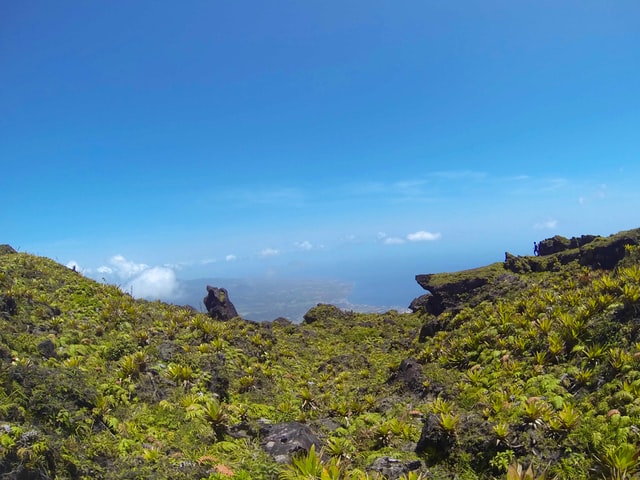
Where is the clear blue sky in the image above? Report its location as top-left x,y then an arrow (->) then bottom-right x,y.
2,1 -> 640,306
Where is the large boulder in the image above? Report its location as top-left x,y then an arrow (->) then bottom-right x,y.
203,286 -> 238,321
259,421 -> 322,464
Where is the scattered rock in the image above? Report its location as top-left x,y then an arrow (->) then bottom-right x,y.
259,421 -> 322,464
387,358 -> 426,397
204,286 -> 239,321
367,457 -> 423,479
0,295 -> 17,316
37,339 -> 56,359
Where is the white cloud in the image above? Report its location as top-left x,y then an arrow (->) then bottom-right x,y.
407,231 -> 441,242
225,254 -> 237,262
384,237 -> 406,245
260,248 -> 280,257
125,267 -> 179,300
294,240 -> 313,251
95,254 -> 180,301
104,254 -> 149,279
534,219 -> 558,230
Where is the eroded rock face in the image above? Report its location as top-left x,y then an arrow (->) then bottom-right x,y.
413,272 -> 491,316
259,421 -> 322,464
203,286 -> 238,321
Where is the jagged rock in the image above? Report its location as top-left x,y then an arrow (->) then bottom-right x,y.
367,457 -> 423,479
259,421 -> 322,464
203,286 -> 238,321
408,293 -> 431,313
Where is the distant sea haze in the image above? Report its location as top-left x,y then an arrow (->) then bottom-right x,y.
174,277 -> 416,322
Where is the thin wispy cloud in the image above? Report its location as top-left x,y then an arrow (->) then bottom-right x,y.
379,230 -> 441,245
294,240 -> 314,251
534,219 -> 558,230
260,248 -> 280,257
429,170 -> 487,181
225,254 -> 237,262
407,231 -> 441,242
384,237 -> 406,245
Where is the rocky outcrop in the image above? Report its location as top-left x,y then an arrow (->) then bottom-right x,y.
203,286 -> 238,321
259,421 -> 322,464
507,228 -> 640,273
537,234 -> 597,256
413,229 -> 640,318
411,264 -> 521,318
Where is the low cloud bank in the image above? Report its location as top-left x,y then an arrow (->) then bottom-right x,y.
97,255 -> 181,301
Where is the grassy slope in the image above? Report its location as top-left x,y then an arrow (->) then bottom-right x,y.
1,240 -> 640,479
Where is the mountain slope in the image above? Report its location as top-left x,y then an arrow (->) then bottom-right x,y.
1,229 -> 640,479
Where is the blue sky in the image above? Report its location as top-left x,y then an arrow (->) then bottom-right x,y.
2,1 -> 640,309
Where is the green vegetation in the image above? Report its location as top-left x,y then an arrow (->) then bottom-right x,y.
1,235 -> 640,478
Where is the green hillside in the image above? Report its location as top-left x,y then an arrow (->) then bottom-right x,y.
2,229 -> 640,479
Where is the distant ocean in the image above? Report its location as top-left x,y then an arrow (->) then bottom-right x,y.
172,275 -> 420,322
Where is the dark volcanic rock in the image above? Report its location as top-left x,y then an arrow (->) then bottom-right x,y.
507,229 -> 640,273
0,294 -> 17,316
415,413 -> 454,457
367,457 -> 423,479
37,339 -> 56,359
204,286 -> 239,321
387,358 -> 427,396
537,234 -> 597,256
409,294 -> 431,313
259,421 -> 322,464
413,268 -> 499,317
0,244 -> 17,255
